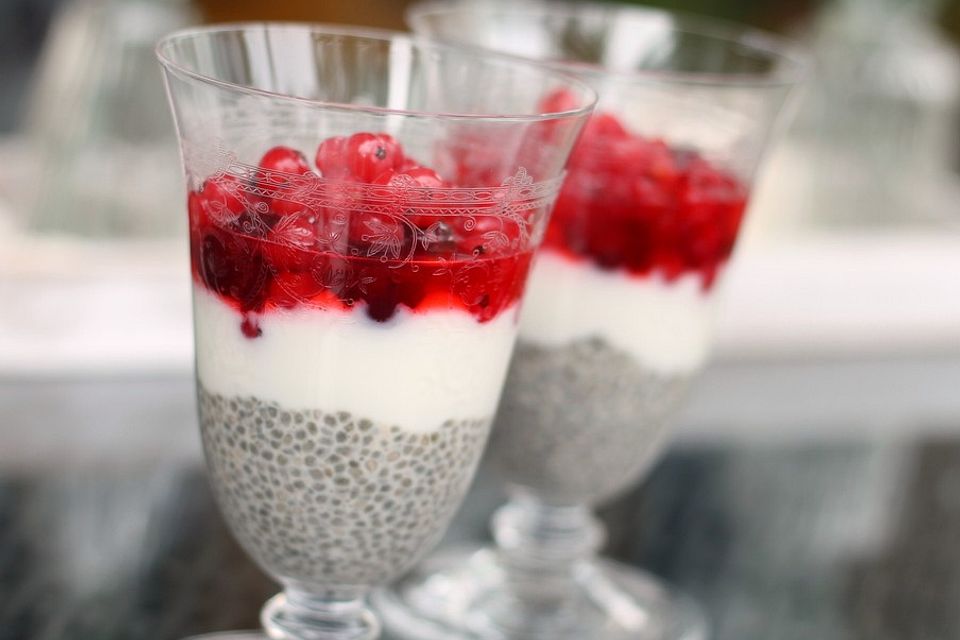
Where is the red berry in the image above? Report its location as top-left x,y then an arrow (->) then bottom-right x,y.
372,166 -> 448,229
402,166 -> 445,188
345,133 -> 404,182
582,112 -> 629,142
568,120 -> 632,175
452,261 -> 494,312
538,88 -> 579,114
455,215 -> 510,257
198,226 -> 271,311
356,268 -> 402,322
257,146 -> 313,196
644,139 -> 680,184
233,208 -> 279,240
530,88 -> 586,146
416,219 -> 456,256
260,145 -> 312,176
348,211 -> 410,257
682,159 -> 745,206
240,315 -> 262,338
371,170 -> 401,186
596,137 -> 675,187
198,174 -> 247,225
262,213 -> 319,272
257,146 -> 315,216
316,136 -> 351,180
373,166 -> 445,188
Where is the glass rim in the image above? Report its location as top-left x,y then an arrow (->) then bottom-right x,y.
407,0 -> 809,89
155,21 -> 598,122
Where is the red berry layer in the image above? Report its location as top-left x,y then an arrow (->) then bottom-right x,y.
187,135 -> 535,333
541,92 -> 749,290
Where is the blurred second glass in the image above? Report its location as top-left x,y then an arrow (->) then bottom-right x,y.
24,0 -> 196,237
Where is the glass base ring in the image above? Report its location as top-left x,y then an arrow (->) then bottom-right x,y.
182,633 -> 265,639
373,545 -> 707,640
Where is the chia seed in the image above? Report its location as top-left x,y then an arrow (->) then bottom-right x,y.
198,386 -> 490,585
489,338 -> 691,504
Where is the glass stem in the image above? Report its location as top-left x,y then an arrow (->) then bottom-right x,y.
261,583 -> 380,640
487,491 -> 604,633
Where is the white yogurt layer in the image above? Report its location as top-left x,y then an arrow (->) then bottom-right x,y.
193,288 -> 519,433
519,251 -> 717,375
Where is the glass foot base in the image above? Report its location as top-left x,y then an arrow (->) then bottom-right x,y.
182,633 -> 265,639
373,546 -> 707,640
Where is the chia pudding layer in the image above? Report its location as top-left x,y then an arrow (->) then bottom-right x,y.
198,386 -> 490,586
488,338 -> 691,505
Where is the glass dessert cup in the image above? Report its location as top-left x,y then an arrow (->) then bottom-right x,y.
374,4 -> 807,640
157,23 -> 595,640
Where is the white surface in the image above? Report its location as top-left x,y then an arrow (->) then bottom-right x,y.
0,235 -> 192,377
520,251 -> 715,374
193,287 -> 519,432
677,354 -> 960,442
715,232 -> 960,360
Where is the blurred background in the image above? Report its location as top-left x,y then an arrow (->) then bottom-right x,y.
1,1 -> 960,639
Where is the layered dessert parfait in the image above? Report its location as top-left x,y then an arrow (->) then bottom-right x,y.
189,134 -> 541,585
490,94 -> 748,504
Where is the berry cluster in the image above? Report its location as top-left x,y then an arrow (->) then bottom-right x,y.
541,91 -> 748,289
187,133 -> 534,332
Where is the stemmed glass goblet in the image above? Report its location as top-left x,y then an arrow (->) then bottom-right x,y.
157,23 -> 595,640
376,3 -> 808,640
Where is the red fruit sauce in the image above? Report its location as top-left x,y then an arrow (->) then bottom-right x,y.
188,136 -> 535,334
187,108 -> 746,337
540,90 -> 749,290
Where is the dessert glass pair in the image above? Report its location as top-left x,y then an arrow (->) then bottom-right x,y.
159,5 -> 804,639
158,23 -> 596,640
373,3 -> 807,640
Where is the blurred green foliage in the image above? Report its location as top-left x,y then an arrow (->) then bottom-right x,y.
942,0 -> 960,42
